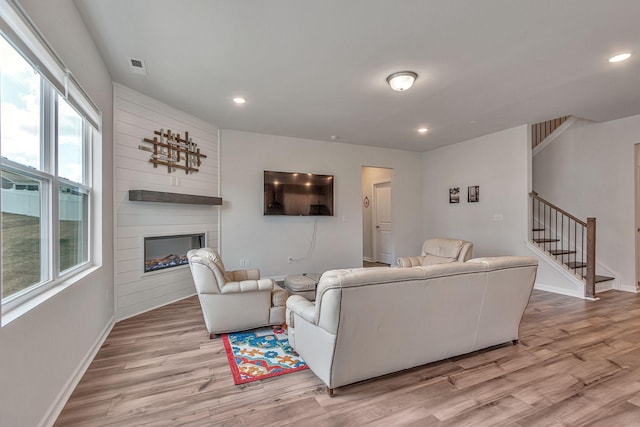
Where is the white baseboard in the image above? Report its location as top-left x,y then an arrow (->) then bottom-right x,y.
363,257 -> 374,262
39,316 -> 115,427
620,283 -> 639,293
534,282 -> 584,299
117,292 -> 197,322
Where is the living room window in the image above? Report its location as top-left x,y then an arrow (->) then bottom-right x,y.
0,23 -> 96,314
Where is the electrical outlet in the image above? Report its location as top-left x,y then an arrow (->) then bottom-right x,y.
239,259 -> 245,267
287,257 -> 293,264
245,259 -> 250,267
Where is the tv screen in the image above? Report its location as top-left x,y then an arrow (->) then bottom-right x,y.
264,170 -> 334,216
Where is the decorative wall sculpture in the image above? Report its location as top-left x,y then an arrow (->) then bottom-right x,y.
139,129 -> 207,174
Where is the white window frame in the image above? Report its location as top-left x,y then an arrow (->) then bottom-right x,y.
0,0 -> 100,320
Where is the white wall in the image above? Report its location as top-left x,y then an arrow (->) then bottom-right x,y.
113,84 -> 220,320
220,130 -> 423,277
0,1 -> 114,426
422,126 -> 530,257
533,115 -> 640,292
361,166 -> 393,261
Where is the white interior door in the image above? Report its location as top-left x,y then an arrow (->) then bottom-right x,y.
373,181 -> 393,264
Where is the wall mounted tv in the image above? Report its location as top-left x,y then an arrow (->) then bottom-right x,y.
264,170 -> 334,216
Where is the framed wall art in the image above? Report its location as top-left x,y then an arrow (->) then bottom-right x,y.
449,187 -> 460,203
468,186 -> 479,202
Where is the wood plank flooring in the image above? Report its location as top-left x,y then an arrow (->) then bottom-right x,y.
55,290 -> 640,426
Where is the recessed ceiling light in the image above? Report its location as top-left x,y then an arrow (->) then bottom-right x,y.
417,127 -> 428,134
233,97 -> 247,104
608,52 -> 632,63
386,71 -> 418,91
329,135 -> 338,140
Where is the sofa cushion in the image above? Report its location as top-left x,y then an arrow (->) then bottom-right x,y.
420,254 -> 457,266
421,238 -> 466,259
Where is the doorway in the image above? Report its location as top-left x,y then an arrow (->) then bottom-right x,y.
361,166 -> 393,265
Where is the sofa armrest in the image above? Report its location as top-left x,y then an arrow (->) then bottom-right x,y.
220,278 -> 274,294
396,256 -> 425,267
227,268 -> 260,281
286,295 -> 316,324
458,242 -> 473,261
272,284 -> 288,307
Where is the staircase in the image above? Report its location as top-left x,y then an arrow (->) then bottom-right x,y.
530,191 -> 614,299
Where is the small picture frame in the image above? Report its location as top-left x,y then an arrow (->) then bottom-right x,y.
468,186 -> 479,203
449,187 -> 460,203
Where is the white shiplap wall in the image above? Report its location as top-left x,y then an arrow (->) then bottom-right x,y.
113,84 -> 220,321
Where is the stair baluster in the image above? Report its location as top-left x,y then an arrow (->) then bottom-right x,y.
530,192 -> 605,298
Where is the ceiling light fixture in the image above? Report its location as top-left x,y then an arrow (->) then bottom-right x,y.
418,127 -> 428,134
608,52 -> 632,63
386,71 -> 418,91
233,97 -> 247,104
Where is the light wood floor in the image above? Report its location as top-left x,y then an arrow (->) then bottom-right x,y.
55,290 -> 640,426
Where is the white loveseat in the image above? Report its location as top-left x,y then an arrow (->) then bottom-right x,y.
286,256 -> 538,396
396,237 -> 473,267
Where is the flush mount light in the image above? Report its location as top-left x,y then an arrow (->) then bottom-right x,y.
417,127 -> 428,134
609,52 -> 632,63
233,97 -> 247,104
386,71 -> 418,91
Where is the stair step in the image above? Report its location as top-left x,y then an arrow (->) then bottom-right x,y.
567,261 -> 587,269
534,238 -> 560,243
532,228 -> 545,232
549,249 -> 576,256
583,275 -> 615,283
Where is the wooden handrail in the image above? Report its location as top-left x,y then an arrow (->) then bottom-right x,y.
530,192 -> 586,227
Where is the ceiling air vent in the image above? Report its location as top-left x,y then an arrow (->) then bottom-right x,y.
128,57 -> 147,75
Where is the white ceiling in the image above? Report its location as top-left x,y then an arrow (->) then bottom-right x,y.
74,0 -> 640,152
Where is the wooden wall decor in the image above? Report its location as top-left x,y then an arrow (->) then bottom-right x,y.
139,129 -> 207,174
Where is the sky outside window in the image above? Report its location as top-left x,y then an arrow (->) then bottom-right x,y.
0,35 -> 41,170
57,95 -> 83,183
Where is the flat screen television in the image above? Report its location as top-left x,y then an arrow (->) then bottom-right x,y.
264,170 -> 334,216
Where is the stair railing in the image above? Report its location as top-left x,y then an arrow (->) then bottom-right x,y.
530,192 -> 596,298
531,116 -> 570,149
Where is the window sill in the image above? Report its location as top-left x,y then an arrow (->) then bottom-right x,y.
1,265 -> 102,327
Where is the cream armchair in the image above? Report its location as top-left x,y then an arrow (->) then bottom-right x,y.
187,248 -> 287,338
397,238 -> 473,267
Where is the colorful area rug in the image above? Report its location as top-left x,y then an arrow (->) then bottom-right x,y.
222,326 -> 308,384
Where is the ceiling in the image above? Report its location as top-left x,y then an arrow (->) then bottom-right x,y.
74,0 -> 640,152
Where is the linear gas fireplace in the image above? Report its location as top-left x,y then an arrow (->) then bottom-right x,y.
144,233 -> 205,273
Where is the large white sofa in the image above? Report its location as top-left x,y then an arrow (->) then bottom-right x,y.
286,256 -> 538,396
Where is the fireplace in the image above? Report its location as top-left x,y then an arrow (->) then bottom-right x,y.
144,233 -> 205,273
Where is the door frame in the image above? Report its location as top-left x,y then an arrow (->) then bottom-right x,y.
371,179 -> 392,264
633,143 -> 640,292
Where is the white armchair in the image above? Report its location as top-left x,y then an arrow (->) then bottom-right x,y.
187,248 -> 287,338
397,238 -> 473,267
